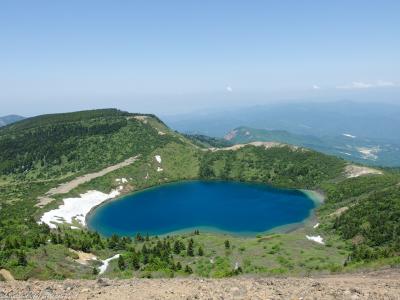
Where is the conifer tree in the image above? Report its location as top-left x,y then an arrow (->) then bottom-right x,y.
92,267 -> 99,275
17,250 -> 28,266
131,254 -> 140,270
184,265 -> 193,274
224,240 -> 230,249
135,233 -> 143,242
118,255 -> 126,270
173,240 -> 182,254
187,239 -> 194,256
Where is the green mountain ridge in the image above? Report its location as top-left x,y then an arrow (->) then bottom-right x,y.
225,126 -> 400,167
0,115 -> 25,127
0,109 -> 173,181
0,109 -> 399,280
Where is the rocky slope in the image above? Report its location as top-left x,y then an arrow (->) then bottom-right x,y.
1,269 -> 399,299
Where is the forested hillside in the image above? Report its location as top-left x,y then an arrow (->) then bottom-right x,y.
320,174 -> 400,263
199,145 -> 345,189
0,109 -> 175,180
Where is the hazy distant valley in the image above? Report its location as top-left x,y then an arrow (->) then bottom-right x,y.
164,101 -> 400,167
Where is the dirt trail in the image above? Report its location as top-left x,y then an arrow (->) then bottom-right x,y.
36,156 -> 139,207
1,269 -> 399,299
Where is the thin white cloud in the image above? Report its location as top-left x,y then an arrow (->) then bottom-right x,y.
337,80 -> 397,90
312,84 -> 321,90
226,85 -> 233,92
376,80 -> 396,87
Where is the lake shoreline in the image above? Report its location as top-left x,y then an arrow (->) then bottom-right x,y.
86,180 -> 324,237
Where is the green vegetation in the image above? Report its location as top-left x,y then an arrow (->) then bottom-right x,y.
183,134 -> 233,148
0,109 -> 172,180
321,175 -> 400,263
199,145 -> 345,188
0,108 -> 399,280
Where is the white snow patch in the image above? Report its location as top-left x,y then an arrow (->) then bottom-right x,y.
313,223 -> 319,229
306,235 -> 325,245
157,167 -> 163,172
115,178 -> 128,183
339,151 -> 352,156
70,226 -> 80,230
155,155 -> 162,163
357,147 -> 380,160
98,254 -> 120,275
39,189 -> 120,229
343,133 -> 356,138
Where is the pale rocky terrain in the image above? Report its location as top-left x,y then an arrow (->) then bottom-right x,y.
344,165 -> 383,179
209,141 -> 286,152
1,269 -> 399,299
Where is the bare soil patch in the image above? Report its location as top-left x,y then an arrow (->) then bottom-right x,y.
69,249 -> 97,265
0,269 -> 14,281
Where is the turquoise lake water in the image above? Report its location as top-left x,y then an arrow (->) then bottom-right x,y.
87,180 -> 316,237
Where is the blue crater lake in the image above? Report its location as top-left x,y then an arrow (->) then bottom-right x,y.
87,181 -> 317,237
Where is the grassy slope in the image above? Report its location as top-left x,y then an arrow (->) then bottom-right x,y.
0,109 -> 399,280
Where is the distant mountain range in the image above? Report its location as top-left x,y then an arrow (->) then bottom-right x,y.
225,126 -> 400,167
163,101 -> 400,143
0,115 -> 24,126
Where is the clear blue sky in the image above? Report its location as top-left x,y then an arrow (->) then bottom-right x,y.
1,0 -> 399,116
